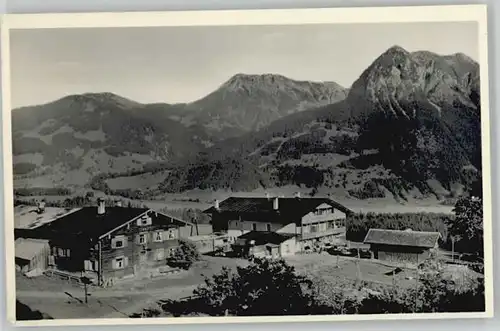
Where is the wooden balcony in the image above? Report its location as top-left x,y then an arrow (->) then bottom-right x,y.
300,227 -> 346,241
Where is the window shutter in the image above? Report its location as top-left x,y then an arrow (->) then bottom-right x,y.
124,257 -> 129,267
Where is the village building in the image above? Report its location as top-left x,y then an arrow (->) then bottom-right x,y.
232,231 -> 297,259
204,195 -> 353,253
15,238 -> 51,277
15,199 -> 196,287
363,228 -> 441,265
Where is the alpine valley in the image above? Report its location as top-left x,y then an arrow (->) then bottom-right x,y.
12,45 -> 481,203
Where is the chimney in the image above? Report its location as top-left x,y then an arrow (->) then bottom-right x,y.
115,200 -> 122,207
97,198 -> 106,215
273,197 -> 279,210
214,199 -> 220,210
294,192 -> 301,199
265,192 -> 270,200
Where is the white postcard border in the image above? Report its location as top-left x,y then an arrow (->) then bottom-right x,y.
0,4 -> 492,326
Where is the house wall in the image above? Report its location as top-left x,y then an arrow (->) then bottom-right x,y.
16,243 -> 50,274
279,237 -> 298,257
371,244 -> 429,264
179,224 -> 213,238
30,244 -> 50,272
50,237 -> 92,272
226,219 -> 292,238
301,203 -> 346,225
98,212 -> 182,285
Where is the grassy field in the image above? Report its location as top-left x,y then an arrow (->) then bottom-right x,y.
285,253 -> 417,289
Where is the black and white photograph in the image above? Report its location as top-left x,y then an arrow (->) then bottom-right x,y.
1,5 -> 493,326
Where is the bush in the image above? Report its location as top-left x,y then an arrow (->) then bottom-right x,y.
162,258 -> 330,316
132,258 -> 485,317
447,197 -> 483,256
168,239 -> 200,269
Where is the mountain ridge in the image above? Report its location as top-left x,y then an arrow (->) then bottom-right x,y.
12,46 -> 481,202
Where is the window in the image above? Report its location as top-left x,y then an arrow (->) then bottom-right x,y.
57,248 -> 70,257
266,223 -> 271,231
112,235 -> 127,249
167,229 -> 176,239
137,216 -> 152,227
316,208 -> 332,216
252,223 -> 257,231
154,231 -> 163,242
155,248 -> 165,261
138,233 -> 148,245
113,256 -> 128,269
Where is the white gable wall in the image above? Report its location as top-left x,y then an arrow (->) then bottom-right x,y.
301,203 -> 346,225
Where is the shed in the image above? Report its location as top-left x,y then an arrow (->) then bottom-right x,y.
363,229 -> 440,265
15,238 -> 51,276
233,231 -> 297,258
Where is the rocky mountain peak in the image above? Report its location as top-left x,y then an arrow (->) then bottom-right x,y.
347,45 -> 479,118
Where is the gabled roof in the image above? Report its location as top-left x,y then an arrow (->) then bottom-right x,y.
363,229 -> 441,248
203,197 -> 353,219
21,207 -> 149,241
235,231 -> 296,246
20,207 -> 194,243
15,238 -> 49,261
14,205 -> 78,229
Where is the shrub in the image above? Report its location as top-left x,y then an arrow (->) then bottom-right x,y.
168,239 -> 200,269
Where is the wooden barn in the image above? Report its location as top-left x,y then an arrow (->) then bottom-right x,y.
15,238 -> 50,276
15,199 -> 195,286
363,228 -> 441,265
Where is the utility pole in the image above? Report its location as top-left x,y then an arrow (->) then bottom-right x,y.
414,255 -> 419,313
356,247 -> 362,285
451,236 -> 455,263
80,276 -> 92,304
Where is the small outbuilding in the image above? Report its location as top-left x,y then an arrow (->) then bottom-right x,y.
363,228 -> 440,265
15,238 -> 51,276
232,231 -> 297,259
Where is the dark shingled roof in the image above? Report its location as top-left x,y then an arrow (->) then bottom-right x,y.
235,231 -> 296,246
22,207 -> 149,241
363,229 -> 441,248
204,197 -> 352,219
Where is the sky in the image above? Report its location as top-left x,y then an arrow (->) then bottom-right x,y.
10,22 -> 478,108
